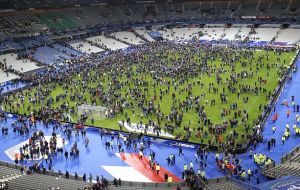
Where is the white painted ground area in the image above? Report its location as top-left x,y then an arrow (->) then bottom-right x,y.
118,121 -> 174,138
5,135 -> 67,160
102,166 -> 151,182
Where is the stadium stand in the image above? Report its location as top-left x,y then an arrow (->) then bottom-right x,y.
52,43 -> 83,57
172,27 -> 201,41
33,45 -> 81,65
0,165 -> 21,180
6,174 -> 90,190
87,35 -> 129,51
156,28 -> 175,41
263,145 -> 300,179
223,27 -> 241,41
0,10 -> 44,39
0,70 -> 19,84
69,40 -> 104,54
199,25 -> 226,41
0,161 -> 189,190
0,53 -> 41,73
36,11 -> 78,31
0,0 -> 300,190
234,25 -> 252,41
206,181 -> 244,190
275,27 -> 300,44
248,26 -> 280,42
110,31 -> 145,45
263,163 -> 300,178
134,29 -> 155,42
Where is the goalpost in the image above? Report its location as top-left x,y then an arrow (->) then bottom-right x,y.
77,104 -> 108,121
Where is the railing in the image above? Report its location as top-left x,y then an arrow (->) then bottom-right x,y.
261,144 -> 300,178
195,175 -> 261,190
259,49 -> 299,134
260,51 -> 300,179
281,145 -> 300,164
194,174 -> 211,190
228,176 -> 260,190
261,161 -> 276,176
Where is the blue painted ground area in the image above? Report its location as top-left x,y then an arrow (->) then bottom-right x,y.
0,115 -> 200,181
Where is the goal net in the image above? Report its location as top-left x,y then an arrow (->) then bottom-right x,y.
77,104 -> 108,121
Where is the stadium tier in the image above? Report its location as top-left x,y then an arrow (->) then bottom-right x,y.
0,0 -> 300,190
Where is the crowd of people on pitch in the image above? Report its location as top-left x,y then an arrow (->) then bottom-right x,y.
1,41 -> 296,153
0,41 -> 299,190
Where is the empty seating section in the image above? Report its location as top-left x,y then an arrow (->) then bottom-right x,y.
235,27 -> 251,41
223,28 -> 241,40
275,28 -> 300,44
0,70 -> 19,84
128,4 -> 146,19
52,43 -> 83,57
172,27 -> 201,41
0,11 -> 40,38
8,0 -> 299,20
0,42 -> 8,51
70,41 -> 104,54
17,36 -> 52,49
0,166 -> 21,180
199,27 -> 225,41
5,41 -> 24,50
264,163 -> 300,178
205,181 -> 244,190
153,26 -> 300,43
157,29 -> 175,41
249,27 -> 279,42
263,147 -> 300,179
291,152 -> 300,163
0,2 -> 299,37
36,12 -> 77,31
238,1 -> 259,16
0,53 -> 40,73
87,35 -> 129,51
33,46 -> 74,65
110,31 -> 145,45
135,29 -> 155,42
7,174 -> 89,190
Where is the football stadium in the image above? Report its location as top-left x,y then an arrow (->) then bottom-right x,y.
0,0 -> 300,189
